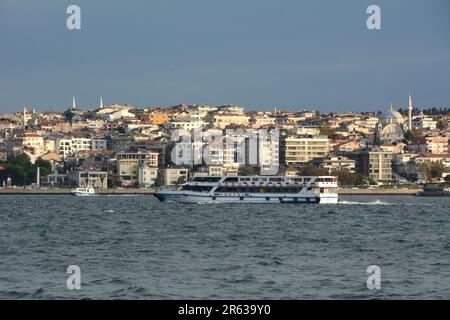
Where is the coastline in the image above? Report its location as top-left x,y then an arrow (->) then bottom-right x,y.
0,188 -> 156,195
0,187 -> 418,195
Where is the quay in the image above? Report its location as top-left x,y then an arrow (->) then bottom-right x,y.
337,188 -> 418,195
0,188 -> 156,195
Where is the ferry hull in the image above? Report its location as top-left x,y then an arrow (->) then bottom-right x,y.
154,191 -> 338,204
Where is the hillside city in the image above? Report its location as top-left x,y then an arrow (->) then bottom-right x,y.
0,95 -> 449,189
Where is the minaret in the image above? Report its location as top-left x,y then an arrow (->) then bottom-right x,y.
72,96 -> 77,110
36,167 -> 40,187
408,94 -> 413,131
23,107 -> 27,129
100,96 -> 104,109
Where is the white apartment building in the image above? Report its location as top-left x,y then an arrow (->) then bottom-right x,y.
58,138 -> 91,159
412,117 -> 437,130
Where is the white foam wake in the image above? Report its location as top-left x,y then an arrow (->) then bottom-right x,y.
338,199 -> 395,205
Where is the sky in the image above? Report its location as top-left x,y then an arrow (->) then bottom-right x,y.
0,0 -> 449,113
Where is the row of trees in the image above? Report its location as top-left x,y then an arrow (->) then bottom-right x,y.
397,107 -> 450,116
298,164 -> 367,186
0,153 -> 51,186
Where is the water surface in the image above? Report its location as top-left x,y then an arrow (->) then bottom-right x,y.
0,195 -> 449,299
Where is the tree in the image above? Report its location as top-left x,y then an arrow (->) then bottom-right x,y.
372,136 -> 382,146
404,129 -> 423,141
299,164 -> 328,176
429,162 -> 445,181
319,126 -> 336,137
153,176 -> 162,187
1,153 -> 32,186
7,153 -> 31,167
238,166 -> 259,176
419,162 -> 445,182
0,154 -> 53,186
331,169 -> 357,186
165,141 -> 176,165
436,120 -> 446,130
28,157 -> 52,182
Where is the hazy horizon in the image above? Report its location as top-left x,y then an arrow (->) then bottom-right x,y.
1,0 -> 449,113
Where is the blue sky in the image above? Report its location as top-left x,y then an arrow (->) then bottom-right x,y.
0,0 -> 449,113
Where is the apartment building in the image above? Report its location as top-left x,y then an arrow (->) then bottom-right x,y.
351,148 -> 393,183
281,135 -> 329,164
116,151 -> 159,186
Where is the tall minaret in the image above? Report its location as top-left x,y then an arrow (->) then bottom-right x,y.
23,107 -> 27,129
408,94 -> 413,131
72,96 -> 77,110
100,96 -> 104,109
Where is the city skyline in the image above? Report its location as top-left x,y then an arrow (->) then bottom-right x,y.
1,0 -> 450,113
1,93 -> 444,115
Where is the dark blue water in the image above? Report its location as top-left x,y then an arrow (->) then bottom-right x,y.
0,195 -> 449,299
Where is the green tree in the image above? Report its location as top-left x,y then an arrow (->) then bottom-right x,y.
331,169 -> 357,186
404,129 -> 423,141
299,164 -> 328,176
28,157 -> 52,182
153,176 -> 162,187
419,162 -> 445,182
436,120 -> 446,130
319,126 -> 336,137
429,162 -> 445,181
238,166 -> 259,176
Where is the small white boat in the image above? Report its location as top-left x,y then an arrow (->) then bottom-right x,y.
71,187 -> 96,196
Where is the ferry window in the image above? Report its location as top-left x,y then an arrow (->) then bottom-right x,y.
193,177 -> 221,182
224,177 -> 239,182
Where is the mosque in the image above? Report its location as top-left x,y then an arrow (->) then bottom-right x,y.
376,95 -> 413,143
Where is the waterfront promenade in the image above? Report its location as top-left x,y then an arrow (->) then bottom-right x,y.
0,188 -> 156,195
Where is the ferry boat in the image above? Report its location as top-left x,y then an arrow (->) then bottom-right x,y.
154,176 -> 339,204
71,187 -> 96,196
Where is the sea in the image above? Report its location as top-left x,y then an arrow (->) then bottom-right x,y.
0,194 -> 449,299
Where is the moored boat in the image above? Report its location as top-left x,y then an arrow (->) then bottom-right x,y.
71,187 -> 96,196
416,186 -> 450,197
154,175 -> 339,204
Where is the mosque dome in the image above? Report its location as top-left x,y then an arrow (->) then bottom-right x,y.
381,123 -> 403,139
381,105 -> 404,126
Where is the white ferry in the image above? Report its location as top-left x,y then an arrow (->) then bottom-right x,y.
71,187 -> 96,196
154,176 -> 339,204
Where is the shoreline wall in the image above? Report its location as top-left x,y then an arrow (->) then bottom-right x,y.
0,188 -> 418,195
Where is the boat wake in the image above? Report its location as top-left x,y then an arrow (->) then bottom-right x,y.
338,199 -> 395,206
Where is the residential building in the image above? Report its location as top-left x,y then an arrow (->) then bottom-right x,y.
351,148 -> 393,183
159,168 -> 189,186
116,151 -> 159,187
281,135 -> 329,164
70,170 -> 108,189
